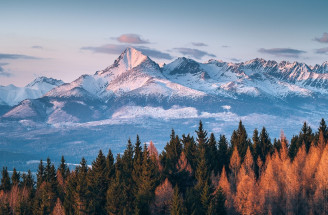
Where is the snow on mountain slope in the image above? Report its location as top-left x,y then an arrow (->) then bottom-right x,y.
0,77 -> 64,106
46,47 -> 206,101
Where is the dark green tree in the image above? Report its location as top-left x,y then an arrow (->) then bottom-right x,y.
36,160 -> 45,189
160,129 -> 182,186
58,156 -> 70,180
231,120 -> 251,161
208,187 -> 226,215
170,185 -> 187,215
218,135 -> 229,174
11,168 -> 20,186
0,167 -> 11,192
87,150 -> 108,214
258,127 -> 272,163
208,133 -> 218,174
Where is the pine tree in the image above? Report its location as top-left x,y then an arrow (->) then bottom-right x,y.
21,170 -> 34,189
182,134 -> 197,172
58,156 -> 69,180
106,148 -> 115,181
11,168 -> 20,186
36,160 -> 45,189
107,154 -> 124,215
0,167 -> 11,192
231,120 -> 251,161
75,157 -> 89,214
317,118 -> 328,144
218,135 -> 229,174
196,121 -> 209,150
208,133 -> 218,174
170,185 -> 186,215
160,130 -> 182,186
87,150 -> 107,214
208,187 -> 226,215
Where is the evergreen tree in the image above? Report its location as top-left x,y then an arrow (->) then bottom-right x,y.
121,139 -> 135,214
11,168 -> 20,186
21,170 -> 34,189
106,148 -> 115,181
107,154 -> 124,215
218,135 -> 229,174
0,167 -> 11,192
258,127 -> 272,163
196,121 -> 209,150
208,187 -> 226,215
318,118 -> 328,140
160,129 -> 182,185
194,147 -> 211,214
231,120 -> 251,161
87,150 -> 108,214
170,185 -> 187,215
75,157 -> 89,214
208,133 -> 218,174
182,134 -> 197,172
58,156 -> 69,180
36,160 -> 45,189
134,144 -> 157,215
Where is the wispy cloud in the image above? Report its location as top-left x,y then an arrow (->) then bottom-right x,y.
221,45 -> 229,48
192,42 -> 207,47
315,47 -> 328,54
258,48 -> 306,58
0,53 -> 40,60
81,44 -> 173,60
31,45 -> 43,49
314,32 -> 328,43
173,48 -> 216,59
0,63 -> 11,77
115,34 -> 149,44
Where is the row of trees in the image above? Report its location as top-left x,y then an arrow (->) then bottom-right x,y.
1,119 -> 328,214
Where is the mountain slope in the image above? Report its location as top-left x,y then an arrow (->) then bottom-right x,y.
2,47 -> 328,124
0,77 -> 64,106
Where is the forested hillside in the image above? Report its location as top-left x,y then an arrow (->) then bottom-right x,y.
1,120 -> 328,215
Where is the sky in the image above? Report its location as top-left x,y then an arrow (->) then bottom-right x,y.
0,0 -> 328,86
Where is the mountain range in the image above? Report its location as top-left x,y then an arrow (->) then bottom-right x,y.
1,47 -> 328,171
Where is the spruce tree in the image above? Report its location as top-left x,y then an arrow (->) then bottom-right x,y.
196,121 -> 209,150
208,133 -> 218,174
75,157 -> 89,214
87,150 -> 107,214
36,160 -> 45,189
106,148 -> 115,181
208,187 -> 226,215
218,135 -> 229,174
11,168 -> 20,186
107,154 -> 124,215
170,185 -> 187,215
182,134 -> 197,172
231,120 -> 251,161
58,156 -> 69,180
160,129 -> 182,186
0,167 -> 11,192
259,127 -> 272,163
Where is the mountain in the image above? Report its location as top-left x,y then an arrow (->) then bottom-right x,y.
3,47 -> 328,123
0,77 -> 64,106
1,47 -> 328,172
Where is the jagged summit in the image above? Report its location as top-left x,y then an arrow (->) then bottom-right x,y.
118,47 -> 148,70
26,76 -> 64,88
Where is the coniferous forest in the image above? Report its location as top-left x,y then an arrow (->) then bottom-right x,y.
1,120 -> 328,215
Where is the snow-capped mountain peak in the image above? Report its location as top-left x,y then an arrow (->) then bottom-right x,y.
26,76 -> 64,88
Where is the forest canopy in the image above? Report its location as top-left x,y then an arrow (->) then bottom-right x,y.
1,119 -> 328,215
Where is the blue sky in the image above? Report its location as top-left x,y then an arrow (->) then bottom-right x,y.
1,0 -> 328,86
